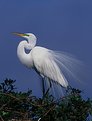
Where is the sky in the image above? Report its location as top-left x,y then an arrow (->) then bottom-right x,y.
0,0 -> 92,98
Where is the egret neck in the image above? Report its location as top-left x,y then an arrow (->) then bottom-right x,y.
17,40 -> 34,68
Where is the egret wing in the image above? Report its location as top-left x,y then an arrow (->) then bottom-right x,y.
32,47 -> 68,87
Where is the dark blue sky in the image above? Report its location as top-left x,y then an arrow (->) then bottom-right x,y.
0,0 -> 92,97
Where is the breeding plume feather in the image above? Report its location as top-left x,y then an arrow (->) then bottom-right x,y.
13,32 -> 82,96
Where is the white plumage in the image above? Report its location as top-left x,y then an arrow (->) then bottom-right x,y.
14,32 -> 82,94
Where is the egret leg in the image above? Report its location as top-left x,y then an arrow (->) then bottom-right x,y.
42,77 -> 45,97
42,78 -> 52,98
45,80 -> 52,95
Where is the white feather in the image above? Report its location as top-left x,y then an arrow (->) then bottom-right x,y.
31,46 -> 82,88
16,33 -> 84,96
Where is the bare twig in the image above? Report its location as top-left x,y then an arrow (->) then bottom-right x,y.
43,104 -> 55,117
0,92 -> 47,107
0,115 -> 4,121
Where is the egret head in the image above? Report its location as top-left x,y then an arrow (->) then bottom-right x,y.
13,32 -> 37,41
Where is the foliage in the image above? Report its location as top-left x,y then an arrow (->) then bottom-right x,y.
0,79 -> 92,121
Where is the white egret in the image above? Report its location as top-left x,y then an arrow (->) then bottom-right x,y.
13,32 -> 82,96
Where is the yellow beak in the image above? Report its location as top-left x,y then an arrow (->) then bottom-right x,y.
12,32 -> 25,37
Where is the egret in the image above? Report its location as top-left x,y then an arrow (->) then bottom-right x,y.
13,32 -> 82,96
